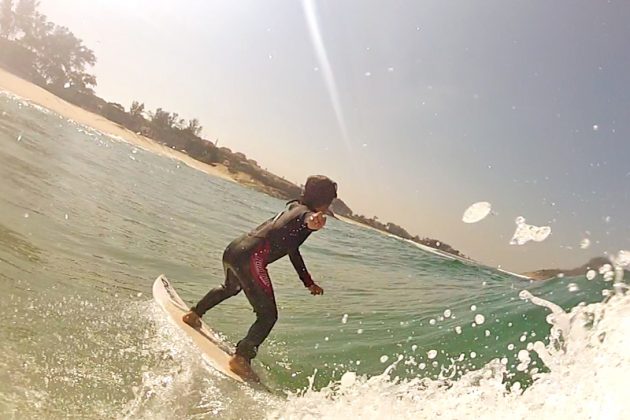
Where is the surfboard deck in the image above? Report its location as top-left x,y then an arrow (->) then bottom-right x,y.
152,274 -> 252,384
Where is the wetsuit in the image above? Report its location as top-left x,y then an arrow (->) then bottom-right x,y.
192,201 -> 316,360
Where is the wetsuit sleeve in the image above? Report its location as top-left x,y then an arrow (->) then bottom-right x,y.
288,248 -> 314,287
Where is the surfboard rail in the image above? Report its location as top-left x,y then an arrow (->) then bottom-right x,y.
152,275 -> 246,383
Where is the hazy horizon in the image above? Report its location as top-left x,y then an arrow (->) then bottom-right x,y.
36,0 -> 630,272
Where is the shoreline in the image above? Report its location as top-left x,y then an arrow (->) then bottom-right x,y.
0,68 -> 536,280
0,68 -> 248,185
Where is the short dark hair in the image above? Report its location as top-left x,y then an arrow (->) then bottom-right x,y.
301,175 -> 337,209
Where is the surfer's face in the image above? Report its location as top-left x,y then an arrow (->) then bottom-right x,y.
314,204 -> 330,213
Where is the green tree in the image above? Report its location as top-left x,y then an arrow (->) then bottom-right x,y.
129,100 -> 145,118
36,25 -> 96,90
149,108 -> 173,130
184,118 -> 203,136
167,112 -> 179,129
4,1 -> 96,94
13,0 -> 38,42
0,0 -> 15,39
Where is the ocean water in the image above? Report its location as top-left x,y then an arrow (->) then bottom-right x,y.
0,91 -> 628,419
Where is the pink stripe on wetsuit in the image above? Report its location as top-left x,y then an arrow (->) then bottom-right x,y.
249,241 -> 273,296
191,201 -> 317,361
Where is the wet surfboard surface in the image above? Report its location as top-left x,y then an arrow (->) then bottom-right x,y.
152,275 -> 247,383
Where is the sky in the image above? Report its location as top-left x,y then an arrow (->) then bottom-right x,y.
38,0 -> 630,272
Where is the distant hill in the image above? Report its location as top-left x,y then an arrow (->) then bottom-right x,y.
0,1 -> 468,263
522,256 -> 617,280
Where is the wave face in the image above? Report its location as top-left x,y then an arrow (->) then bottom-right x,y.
0,93 -> 626,419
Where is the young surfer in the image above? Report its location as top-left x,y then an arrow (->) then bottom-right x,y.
182,175 -> 337,380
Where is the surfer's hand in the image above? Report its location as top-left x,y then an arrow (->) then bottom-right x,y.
307,212 -> 326,230
308,284 -> 324,295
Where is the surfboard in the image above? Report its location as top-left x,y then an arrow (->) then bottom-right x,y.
152,274 -> 247,383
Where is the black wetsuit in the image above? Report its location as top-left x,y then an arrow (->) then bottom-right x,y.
192,201 -> 316,360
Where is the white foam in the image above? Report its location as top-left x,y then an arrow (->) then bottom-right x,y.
271,285 -> 630,420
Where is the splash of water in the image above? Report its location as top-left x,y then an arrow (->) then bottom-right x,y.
462,202 -> 492,224
510,217 -> 551,245
269,282 -> 629,419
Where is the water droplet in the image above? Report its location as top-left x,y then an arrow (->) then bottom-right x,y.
474,314 -> 485,325
443,309 -> 452,318
462,202 -> 492,223
599,264 -> 612,274
455,326 -> 462,334
518,349 -> 530,362
510,217 -> 551,245
380,355 -> 389,363
427,350 -> 437,359
341,314 -> 348,324
340,371 -> 356,387
470,305 -> 477,311
357,329 -> 363,334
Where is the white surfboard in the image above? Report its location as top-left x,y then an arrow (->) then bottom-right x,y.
152,274 -> 246,383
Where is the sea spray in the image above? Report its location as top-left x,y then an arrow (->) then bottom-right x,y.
270,287 -> 630,419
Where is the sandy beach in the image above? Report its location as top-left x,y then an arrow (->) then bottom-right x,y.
0,68 -> 252,184
0,68 -> 520,276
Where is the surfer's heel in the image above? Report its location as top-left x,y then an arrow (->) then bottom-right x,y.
182,310 -> 202,329
229,354 -> 259,382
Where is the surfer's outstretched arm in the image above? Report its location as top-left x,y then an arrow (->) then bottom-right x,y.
289,248 -> 314,287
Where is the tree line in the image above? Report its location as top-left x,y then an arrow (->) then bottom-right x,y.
0,0 -> 303,198
0,1 -> 469,258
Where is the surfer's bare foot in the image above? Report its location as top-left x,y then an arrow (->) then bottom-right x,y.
182,311 -> 201,329
229,355 -> 260,382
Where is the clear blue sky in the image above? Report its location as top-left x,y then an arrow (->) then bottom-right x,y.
39,0 -> 630,272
